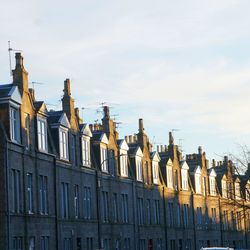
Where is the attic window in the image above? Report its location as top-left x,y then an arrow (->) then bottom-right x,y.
195,172 -> 201,194
235,182 -> 241,200
82,136 -> 91,167
120,149 -> 128,177
209,177 -> 216,196
136,156 -> 143,182
37,117 -> 48,152
59,127 -> 69,160
181,169 -> 188,190
100,145 -> 108,172
152,161 -> 159,185
222,180 -> 228,198
10,106 -> 20,143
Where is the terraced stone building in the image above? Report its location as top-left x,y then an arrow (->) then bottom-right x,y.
0,53 -> 249,250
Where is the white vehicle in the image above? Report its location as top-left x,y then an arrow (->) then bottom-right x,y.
200,248 -> 234,250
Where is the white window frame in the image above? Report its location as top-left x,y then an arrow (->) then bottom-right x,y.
235,182 -> 241,200
37,116 -> 48,152
10,106 -> 20,143
195,173 -> 201,194
167,163 -> 173,189
181,169 -> 188,190
136,156 -> 143,182
222,180 -> 228,198
101,145 -> 108,172
82,136 -> 91,167
152,161 -> 159,185
246,187 -> 250,202
209,177 -> 216,196
59,127 -> 69,160
120,149 -> 128,177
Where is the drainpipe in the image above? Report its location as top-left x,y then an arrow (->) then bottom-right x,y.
162,186 -> 168,250
53,156 -> 59,250
218,196 -> 223,246
5,140 -> 10,250
96,170 -> 102,249
191,192 -> 197,250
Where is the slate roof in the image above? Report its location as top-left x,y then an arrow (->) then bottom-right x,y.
47,110 -> 64,124
92,131 -> 105,142
0,83 -> 13,97
34,101 -> 44,111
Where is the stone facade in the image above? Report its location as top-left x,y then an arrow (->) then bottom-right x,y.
0,53 -> 249,250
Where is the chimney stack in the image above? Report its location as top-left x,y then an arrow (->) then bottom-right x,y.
169,132 -> 174,145
15,53 -> 24,68
103,106 -> 110,118
139,118 -> 144,133
29,88 -> 35,101
198,146 -> 202,155
64,78 -> 71,96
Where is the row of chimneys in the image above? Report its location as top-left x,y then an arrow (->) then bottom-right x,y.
125,135 -> 138,144
157,145 -> 168,153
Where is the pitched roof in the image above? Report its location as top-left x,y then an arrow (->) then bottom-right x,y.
0,84 -> 13,97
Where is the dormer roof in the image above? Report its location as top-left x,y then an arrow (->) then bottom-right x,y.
150,151 -> 161,162
92,131 -> 109,144
48,111 -> 70,128
80,124 -> 93,137
208,168 -> 217,177
117,139 -> 129,151
180,160 -> 189,170
0,84 -> 22,105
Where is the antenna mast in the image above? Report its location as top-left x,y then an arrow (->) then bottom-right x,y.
8,41 -> 12,76
8,41 -> 22,77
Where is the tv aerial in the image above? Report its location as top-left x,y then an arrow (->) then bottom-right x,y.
8,41 -> 22,76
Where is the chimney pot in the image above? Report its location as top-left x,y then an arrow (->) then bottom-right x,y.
129,135 -> 133,143
125,136 -> 128,143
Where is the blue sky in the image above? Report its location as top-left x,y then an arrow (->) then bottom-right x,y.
1,0 -> 250,163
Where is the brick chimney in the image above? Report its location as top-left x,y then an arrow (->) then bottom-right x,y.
62,78 -> 78,130
12,52 -> 29,95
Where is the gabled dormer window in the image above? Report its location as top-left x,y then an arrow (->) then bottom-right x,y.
37,117 -> 48,152
222,180 -> 228,198
101,145 -> 108,172
80,124 -> 92,167
181,169 -> 188,190
120,149 -> 128,177
82,136 -> 91,167
246,187 -> 250,202
10,106 -> 20,143
152,161 -> 159,185
209,177 -> 216,196
235,182 -> 241,200
167,160 -> 173,189
195,173 -> 201,194
180,161 -> 189,191
59,127 -> 69,160
209,169 -> 217,196
136,156 -> 143,182
151,152 -> 160,185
